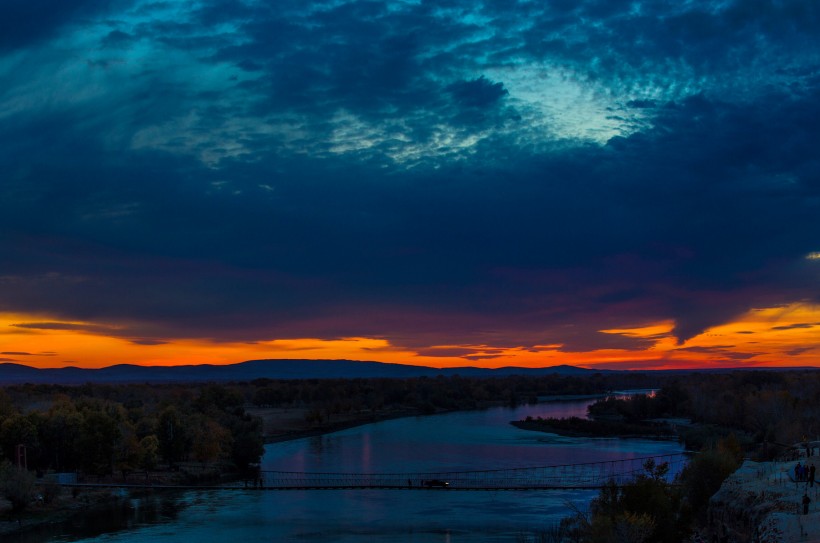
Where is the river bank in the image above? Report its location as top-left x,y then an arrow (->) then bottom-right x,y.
249,405 -> 424,444
0,395 -> 648,541
253,393 -> 616,444
3,398 -> 687,543
511,416 -> 679,440
0,487 -> 142,538
0,406 -> 432,537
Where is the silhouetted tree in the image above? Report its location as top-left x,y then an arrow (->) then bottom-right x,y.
157,406 -> 189,465
0,460 -> 36,516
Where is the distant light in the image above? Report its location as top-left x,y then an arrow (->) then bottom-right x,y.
807,252 -> 820,260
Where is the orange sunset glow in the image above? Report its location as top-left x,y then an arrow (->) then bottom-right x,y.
3,0 -> 820,380
2,302 -> 817,371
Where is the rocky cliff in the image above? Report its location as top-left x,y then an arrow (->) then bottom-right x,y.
706,458 -> 819,542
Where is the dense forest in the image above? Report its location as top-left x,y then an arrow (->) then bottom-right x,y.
2,369 -> 818,479
596,370 -> 820,456
0,383 -> 265,480
516,370 -> 820,456
246,372 -> 652,416
532,370 -> 820,543
0,372 -> 651,480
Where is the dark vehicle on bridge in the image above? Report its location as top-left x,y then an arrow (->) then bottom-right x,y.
422,479 -> 449,488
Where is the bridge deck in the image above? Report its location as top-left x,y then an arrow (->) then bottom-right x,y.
253,453 -> 688,491
58,453 -> 689,492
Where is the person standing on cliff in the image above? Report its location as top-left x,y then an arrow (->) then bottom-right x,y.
803,493 -> 811,514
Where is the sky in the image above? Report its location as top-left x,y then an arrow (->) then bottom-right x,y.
1,0 -> 819,371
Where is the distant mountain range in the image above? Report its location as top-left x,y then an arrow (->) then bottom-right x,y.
0,359 -> 600,385
1,360 -> 812,385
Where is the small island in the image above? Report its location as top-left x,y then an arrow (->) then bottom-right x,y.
512,414 -> 677,439
512,389 -> 687,440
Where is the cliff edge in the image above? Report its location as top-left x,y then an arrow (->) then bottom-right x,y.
706,455 -> 819,542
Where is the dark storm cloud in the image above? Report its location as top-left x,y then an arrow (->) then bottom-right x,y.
101,30 -> 136,48
0,0 -> 819,355
2,91 -> 819,347
448,76 -> 508,108
518,0 -> 820,87
0,0 -> 112,51
626,100 -> 657,109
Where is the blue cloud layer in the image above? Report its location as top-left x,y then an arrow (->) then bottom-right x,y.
1,0 -> 819,355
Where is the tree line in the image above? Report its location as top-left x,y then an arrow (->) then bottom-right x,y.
247,372 -> 657,415
0,383 -> 264,479
3,368 -> 816,483
4,367 -> 815,532
587,369 -> 820,455
0,371 -> 659,479
544,369 -> 820,542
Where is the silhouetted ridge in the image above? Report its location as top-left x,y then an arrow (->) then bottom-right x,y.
0,359 -> 599,384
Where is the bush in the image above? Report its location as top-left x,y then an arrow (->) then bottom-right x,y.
680,442 -> 742,519
40,478 -> 61,504
0,461 -> 36,515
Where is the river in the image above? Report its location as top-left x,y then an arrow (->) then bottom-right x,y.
17,396 -> 686,543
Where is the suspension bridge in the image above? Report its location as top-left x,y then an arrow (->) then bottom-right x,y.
235,453 -> 689,491
56,453 -> 689,492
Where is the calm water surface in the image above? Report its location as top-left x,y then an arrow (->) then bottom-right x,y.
22,397 -> 685,543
